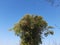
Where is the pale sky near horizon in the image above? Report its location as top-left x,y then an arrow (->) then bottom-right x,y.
0,0 -> 60,45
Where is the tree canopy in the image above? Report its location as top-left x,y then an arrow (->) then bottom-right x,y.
12,14 -> 54,45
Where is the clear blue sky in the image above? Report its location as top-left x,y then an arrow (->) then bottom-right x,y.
0,0 -> 60,45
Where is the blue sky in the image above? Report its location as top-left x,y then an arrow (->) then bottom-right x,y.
0,0 -> 60,45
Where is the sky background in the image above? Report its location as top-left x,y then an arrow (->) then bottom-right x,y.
0,0 -> 60,45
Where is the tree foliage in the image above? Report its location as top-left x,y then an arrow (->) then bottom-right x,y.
12,14 -> 54,45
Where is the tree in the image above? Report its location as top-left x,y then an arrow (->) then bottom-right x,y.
11,14 -> 54,45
